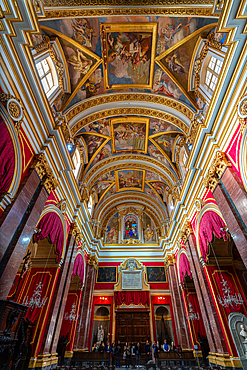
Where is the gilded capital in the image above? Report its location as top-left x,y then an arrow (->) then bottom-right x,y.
70,222 -> 83,244
204,151 -> 231,191
180,222 -> 193,243
87,254 -> 98,270
164,254 -> 176,269
31,153 -> 58,194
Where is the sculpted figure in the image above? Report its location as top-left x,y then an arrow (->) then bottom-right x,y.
239,324 -> 247,341
97,324 -> 104,343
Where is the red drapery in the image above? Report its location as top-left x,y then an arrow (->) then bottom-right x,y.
0,117 -> 15,195
179,253 -> 192,285
114,291 -> 150,306
199,211 -> 227,262
35,212 -> 64,261
72,253 -> 84,285
185,290 -> 206,340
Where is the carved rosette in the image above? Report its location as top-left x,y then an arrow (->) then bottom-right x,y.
31,153 -> 58,194
164,254 -> 176,270
87,254 -> 98,270
238,95 -> 247,134
204,151 -> 231,191
0,94 -> 24,135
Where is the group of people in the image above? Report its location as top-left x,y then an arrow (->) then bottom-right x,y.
92,339 -> 182,367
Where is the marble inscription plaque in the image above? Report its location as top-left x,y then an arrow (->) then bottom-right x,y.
121,271 -> 142,290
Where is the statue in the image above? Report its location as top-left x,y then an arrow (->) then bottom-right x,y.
239,324 -> 247,341
97,324 -> 104,343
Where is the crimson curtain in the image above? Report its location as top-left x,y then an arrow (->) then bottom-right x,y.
185,290 -> 206,339
179,253 -> 192,285
199,211 -> 227,262
114,291 -> 150,306
0,117 -> 15,195
72,253 -> 84,285
35,211 -> 64,261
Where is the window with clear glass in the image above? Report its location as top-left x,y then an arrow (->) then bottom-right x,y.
36,58 -> 54,95
72,148 -> 81,179
205,56 -> 223,92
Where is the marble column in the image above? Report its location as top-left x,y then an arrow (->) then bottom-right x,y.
165,255 -> 192,349
204,152 -> 247,268
74,255 -> 98,351
181,224 -> 228,355
0,153 -> 58,300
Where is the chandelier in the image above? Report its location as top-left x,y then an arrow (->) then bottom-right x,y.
23,281 -> 47,309
187,302 -> 200,321
218,279 -> 244,308
64,303 -> 78,322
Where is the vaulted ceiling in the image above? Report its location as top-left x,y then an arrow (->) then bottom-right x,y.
35,11 -> 220,239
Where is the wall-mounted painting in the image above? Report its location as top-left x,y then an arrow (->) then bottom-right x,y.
143,213 -> 156,243
123,214 -> 139,240
116,169 -> 145,192
146,266 -> 167,282
111,117 -> 149,153
101,23 -> 157,90
97,266 -> 117,283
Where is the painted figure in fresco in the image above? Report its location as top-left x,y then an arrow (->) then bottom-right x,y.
152,182 -> 164,195
107,226 -> 118,243
148,145 -> 164,162
67,49 -> 92,75
166,52 -> 186,74
161,23 -> 183,44
72,19 -> 95,48
114,122 -> 145,151
86,136 -> 103,156
153,76 -> 174,97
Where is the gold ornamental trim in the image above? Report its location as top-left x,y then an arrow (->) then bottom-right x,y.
85,156 -> 176,189
42,0 -> 214,6
164,254 -> 176,269
70,222 -> 83,244
31,153 -> 58,194
203,151 -> 232,191
87,254 -> 98,269
70,106 -> 190,137
42,8 -> 216,20
180,221 -> 193,243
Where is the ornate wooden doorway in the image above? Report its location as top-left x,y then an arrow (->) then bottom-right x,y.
115,310 -> 151,348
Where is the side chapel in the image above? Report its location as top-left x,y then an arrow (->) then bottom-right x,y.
0,0 -> 247,369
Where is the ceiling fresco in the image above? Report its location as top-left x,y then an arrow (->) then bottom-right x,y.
32,13 -> 224,244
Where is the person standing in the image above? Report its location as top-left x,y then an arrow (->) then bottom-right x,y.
145,340 -> 151,363
116,340 -> 122,368
111,342 -> 116,366
105,341 -> 112,365
136,342 -> 141,367
163,340 -> 170,352
131,342 -> 136,367
156,341 -> 161,367
123,342 -> 128,367
127,343 -> 131,367
152,341 -> 157,363
170,342 -> 176,351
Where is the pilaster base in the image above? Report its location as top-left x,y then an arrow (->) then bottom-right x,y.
208,353 -> 242,369
63,351 -> 73,366
28,353 -> 58,369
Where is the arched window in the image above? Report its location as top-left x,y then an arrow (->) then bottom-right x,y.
204,56 -> 223,92
88,195 -> 93,216
72,148 -> 81,179
36,56 -> 58,98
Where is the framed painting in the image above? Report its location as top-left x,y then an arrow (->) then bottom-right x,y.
123,214 -> 139,240
116,169 -> 145,192
101,23 -> 158,90
146,266 -> 167,283
110,117 -> 149,153
97,266 -> 117,283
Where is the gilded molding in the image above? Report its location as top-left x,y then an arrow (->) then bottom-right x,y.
238,95 -> 247,134
70,107 -> 190,137
85,156 -> 175,189
67,94 -> 193,124
180,221 -> 193,243
31,153 -> 58,194
42,8 -> 215,19
70,222 -> 83,244
0,94 -> 24,135
187,111 -> 205,145
203,151 -> 231,191
87,254 -> 98,269
42,0 -> 214,5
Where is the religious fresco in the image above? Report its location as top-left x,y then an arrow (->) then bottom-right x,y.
144,184 -> 162,205
148,142 -> 170,165
80,118 -> 110,136
105,213 -> 119,244
149,118 -> 183,136
100,184 -> 116,203
80,134 -> 107,162
146,266 -> 167,282
116,169 -> 144,192
152,133 -> 180,161
123,214 -> 139,240
147,181 -> 166,201
143,213 -> 156,243
111,117 -> 149,153
76,67 -> 104,101
91,143 -> 112,166
101,23 -> 157,90
95,181 -> 114,201
97,266 -> 117,282
93,171 -> 115,185
145,171 -> 167,183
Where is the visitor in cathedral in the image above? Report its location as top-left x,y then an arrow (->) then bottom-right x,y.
163,339 -> 170,352
127,343 -> 132,367
145,340 -> 151,363
105,341 -> 112,365
170,341 -> 176,351
131,342 -> 136,366
92,342 -> 98,352
111,342 -> 116,366
152,341 -> 158,363
136,342 -> 141,367
176,344 -> 182,357
156,341 -> 161,367
123,342 -> 131,367
99,342 -> 105,365
116,340 -> 122,368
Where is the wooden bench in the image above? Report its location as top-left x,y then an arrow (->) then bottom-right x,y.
71,352 -> 108,366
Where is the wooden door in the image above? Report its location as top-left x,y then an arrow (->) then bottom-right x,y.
115,310 -> 150,350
